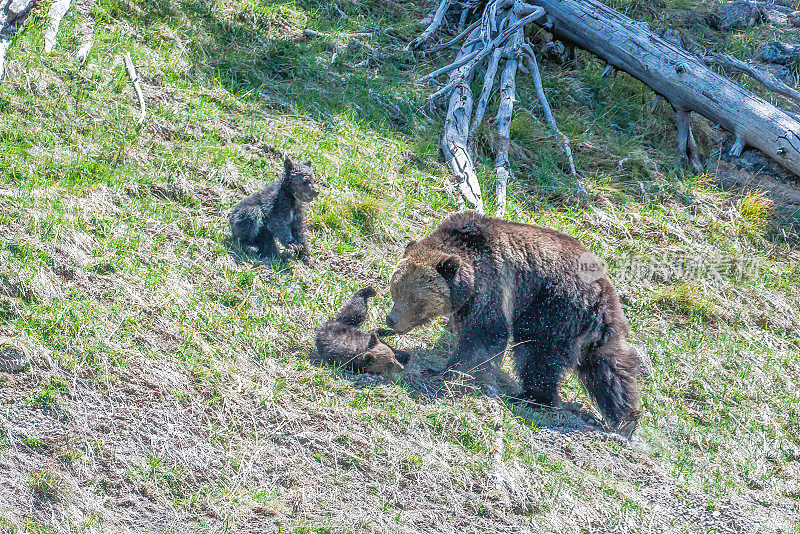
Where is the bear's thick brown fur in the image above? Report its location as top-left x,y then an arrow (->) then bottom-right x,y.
315,287 -> 409,375
387,213 -> 641,435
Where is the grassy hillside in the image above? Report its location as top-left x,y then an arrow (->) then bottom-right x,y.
0,0 -> 799,531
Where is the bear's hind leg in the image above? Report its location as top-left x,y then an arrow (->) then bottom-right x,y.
258,229 -> 279,258
514,340 -> 571,408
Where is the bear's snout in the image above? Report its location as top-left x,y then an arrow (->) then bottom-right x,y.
386,308 -> 414,334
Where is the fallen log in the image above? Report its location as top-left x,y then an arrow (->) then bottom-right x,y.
532,0 -> 800,176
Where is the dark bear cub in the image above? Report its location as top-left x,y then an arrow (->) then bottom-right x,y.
387,213 -> 642,435
229,156 -> 318,265
315,287 -> 409,375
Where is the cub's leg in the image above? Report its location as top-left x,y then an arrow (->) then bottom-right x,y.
258,228 -> 279,258
289,208 -> 311,265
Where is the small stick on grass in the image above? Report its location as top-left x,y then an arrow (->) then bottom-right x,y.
75,4 -> 95,64
124,52 -> 146,124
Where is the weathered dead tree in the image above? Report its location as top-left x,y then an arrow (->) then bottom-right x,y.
440,24 -> 485,211
0,0 -> 35,82
415,0 -> 577,214
1,0 -> 94,80
410,0 -> 800,214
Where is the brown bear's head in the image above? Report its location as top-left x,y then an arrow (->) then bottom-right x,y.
360,332 -> 405,374
284,156 -> 319,202
386,242 -> 474,334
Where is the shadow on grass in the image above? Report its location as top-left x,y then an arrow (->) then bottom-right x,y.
310,326 -> 612,436
710,144 -> 800,234
228,240 -> 304,271
125,0 -> 427,136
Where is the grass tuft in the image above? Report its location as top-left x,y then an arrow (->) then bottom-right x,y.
737,188 -> 774,238
27,470 -> 66,503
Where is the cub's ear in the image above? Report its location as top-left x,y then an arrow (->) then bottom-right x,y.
302,160 -> 312,167
367,331 -> 380,348
360,286 -> 376,299
284,156 -> 294,173
393,349 -> 410,366
404,240 -> 417,254
436,255 -> 461,279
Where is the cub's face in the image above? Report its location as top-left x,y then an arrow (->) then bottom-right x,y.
386,259 -> 452,334
285,158 -> 319,202
362,342 -> 405,374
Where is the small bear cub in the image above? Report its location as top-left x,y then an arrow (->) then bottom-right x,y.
229,156 -> 318,265
315,286 -> 409,375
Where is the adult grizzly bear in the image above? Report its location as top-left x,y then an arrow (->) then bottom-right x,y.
386,213 -> 641,434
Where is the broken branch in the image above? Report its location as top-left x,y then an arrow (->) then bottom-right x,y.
521,45 -> 579,181
406,0 -> 454,52
44,0 -> 72,53
124,52 -> 146,124
704,51 -> 800,107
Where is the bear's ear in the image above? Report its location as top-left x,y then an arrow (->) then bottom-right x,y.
436,255 -> 474,311
360,286 -> 376,299
393,349 -> 410,366
284,156 -> 294,173
436,255 -> 461,279
404,240 -> 417,254
367,331 -> 380,348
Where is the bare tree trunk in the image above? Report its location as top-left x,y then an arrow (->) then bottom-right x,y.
441,27 -> 485,212
532,0 -> 800,177
422,1 -> 578,214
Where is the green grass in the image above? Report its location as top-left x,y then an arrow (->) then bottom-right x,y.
0,0 -> 798,531
27,470 -> 65,502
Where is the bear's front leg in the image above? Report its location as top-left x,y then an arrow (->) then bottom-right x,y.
289,208 -> 312,266
258,229 -> 279,258
444,313 -> 509,393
